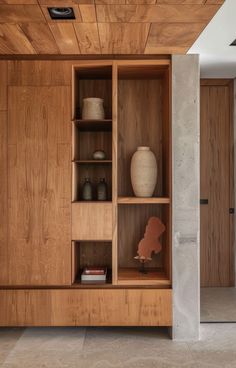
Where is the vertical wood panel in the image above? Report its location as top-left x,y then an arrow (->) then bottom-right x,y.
112,62 -> 118,283
8,60 -> 73,86
0,61 -> 7,110
6,86 -> 71,285
0,61 -> 8,284
0,112 -> 8,284
200,82 -> 234,287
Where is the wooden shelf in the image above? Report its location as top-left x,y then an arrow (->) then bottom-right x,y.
71,282 -> 113,289
118,197 -> 170,204
73,119 -> 112,132
118,268 -> 171,286
73,160 -> 112,164
72,200 -> 112,204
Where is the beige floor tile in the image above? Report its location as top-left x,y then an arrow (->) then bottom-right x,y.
0,328 -> 24,365
201,288 -> 236,322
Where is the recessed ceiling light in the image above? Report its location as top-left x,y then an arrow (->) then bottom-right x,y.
48,7 -> 75,20
230,38 -> 236,46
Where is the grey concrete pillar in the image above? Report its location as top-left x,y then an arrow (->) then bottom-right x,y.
172,55 -> 200,340
234,78 -> 236,283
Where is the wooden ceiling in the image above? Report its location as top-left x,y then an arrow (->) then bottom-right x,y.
0,0 -> 224,55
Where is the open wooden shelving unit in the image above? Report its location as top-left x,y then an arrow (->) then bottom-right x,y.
71,60 -> 171,290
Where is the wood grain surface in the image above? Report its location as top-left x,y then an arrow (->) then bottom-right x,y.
0,2 -> 224,55
0,289 -> 172,326
5,86 -> 71,285
200,81 -> 234,287
72,202 -> 112,240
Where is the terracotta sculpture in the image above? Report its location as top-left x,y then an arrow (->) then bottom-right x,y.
134,217 -> 165,263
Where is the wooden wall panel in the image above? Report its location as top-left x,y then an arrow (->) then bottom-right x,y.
200,81 -> 234,287
0,112 -> 8,284
5,86 -> 71,285
0,61 -> 8,285
0,61 -> 7,110
0,289 -> 172,326
8,60 -> 73,86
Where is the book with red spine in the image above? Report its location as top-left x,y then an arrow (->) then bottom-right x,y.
83,267 -> 106,275
81,267 -> 107,283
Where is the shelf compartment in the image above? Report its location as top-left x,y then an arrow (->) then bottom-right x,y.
118,197 -> 170,204
73,120 -> 112,132
118,204 -> 171,286
117,65 -> 170,198
118,268 -> 171,286
73,65 -> 112,120
72,124 -> 112,161
72,241 -> 112,285
72,162 -> 112,202
72,202 -> 112,241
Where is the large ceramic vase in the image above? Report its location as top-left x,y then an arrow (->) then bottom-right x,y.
131,146 -> 157,197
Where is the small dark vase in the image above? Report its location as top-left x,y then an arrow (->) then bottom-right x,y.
97,178 -> 107,201
82,178 -> 92,201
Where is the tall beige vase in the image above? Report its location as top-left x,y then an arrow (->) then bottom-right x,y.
131,146 -> 157,197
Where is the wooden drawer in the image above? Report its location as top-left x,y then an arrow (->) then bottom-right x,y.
72,202 -> 112,240
0,289 -> 172,326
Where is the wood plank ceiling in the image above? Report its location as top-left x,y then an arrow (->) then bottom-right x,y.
0,0 -> 224,55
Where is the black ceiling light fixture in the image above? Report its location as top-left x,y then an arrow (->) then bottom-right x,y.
230,38 -> 236,46
48,7 -> 75,20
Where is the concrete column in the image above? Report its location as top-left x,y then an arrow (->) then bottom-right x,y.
172,55 -> 200,340
234,79 -> 236,284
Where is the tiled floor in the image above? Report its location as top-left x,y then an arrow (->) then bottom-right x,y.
1,324 -> 236,367
201,287 -> 236,322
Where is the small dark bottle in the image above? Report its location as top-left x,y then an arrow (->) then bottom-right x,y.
97,178 -> 108,201
82,178 -> 92,201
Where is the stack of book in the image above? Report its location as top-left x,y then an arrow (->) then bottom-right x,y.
81,267 -> 107,284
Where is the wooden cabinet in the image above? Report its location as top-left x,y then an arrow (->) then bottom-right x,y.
3,85 -> 71,285
0,59 -> 172,327
0,289 -> 172,327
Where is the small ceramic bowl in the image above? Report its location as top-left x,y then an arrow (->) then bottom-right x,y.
93,150 -> 106,160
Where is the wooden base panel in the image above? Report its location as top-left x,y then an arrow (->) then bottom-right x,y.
0,289 -> 172,327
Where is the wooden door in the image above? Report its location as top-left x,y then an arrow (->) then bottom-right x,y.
1,86 -> 71,285
200,80 -> 234,287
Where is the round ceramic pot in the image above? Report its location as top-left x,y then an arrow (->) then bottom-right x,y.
131,146 -> 157,197
82,98 -> 105,120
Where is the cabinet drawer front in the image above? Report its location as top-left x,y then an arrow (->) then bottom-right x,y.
72,203 -> 112,240
0,289 -> 172,326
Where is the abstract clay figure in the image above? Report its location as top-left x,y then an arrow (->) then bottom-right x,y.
135,217 -> 165,262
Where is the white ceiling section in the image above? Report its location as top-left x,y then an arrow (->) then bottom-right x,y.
188,0 -> 236,78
